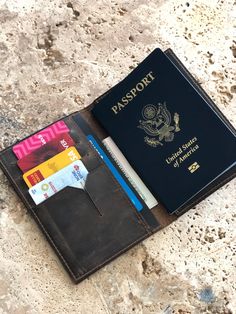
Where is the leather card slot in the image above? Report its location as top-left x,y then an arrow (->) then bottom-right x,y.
75,145 -> 102,173
0,114 -> 159,282
34,163 -> 149,281
63,116 -> 104,172
63,116 -> 96,158
0,116 -> 103,205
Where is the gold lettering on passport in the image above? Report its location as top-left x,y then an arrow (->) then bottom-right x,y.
137,102 -> 180,147
111,71 -> 155,115
165,137 -> 200,168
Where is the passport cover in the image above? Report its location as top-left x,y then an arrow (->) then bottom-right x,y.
0,113 -> 160,283
0,48 -> 235,283
92,48 -> 236,214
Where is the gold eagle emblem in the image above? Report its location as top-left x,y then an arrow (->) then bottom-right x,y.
137,103 -> 180,147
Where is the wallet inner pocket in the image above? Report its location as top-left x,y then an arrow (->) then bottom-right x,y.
0,113 -> 161,283
0,115 -> 103,207
34,163 -> 149,280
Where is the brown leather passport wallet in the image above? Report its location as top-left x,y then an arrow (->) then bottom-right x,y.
0,49 -> 235,283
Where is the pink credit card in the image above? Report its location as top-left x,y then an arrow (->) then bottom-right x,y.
13,121 -> 69,160
17,133 -> 75,173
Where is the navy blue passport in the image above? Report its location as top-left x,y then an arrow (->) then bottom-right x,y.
92,48 -> 236,214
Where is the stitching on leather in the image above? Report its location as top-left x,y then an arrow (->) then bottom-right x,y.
0,156 -> 78,280
0,117 -> 150,280
75,110 -> 159,233
74,231 -> 149,281
2,81 -> 232,281
70,112 -> 152,232
0,130 -> 82,280
2,149 -> 234,281
29,208 -> 78,280
36,163 -> 149,280
86,141 -> 152,234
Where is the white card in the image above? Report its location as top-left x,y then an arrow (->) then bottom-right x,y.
102,137 -> 158,209
29,160 -> 88,205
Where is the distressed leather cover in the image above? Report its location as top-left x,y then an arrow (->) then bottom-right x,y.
0,113 -> 160,283
0,49 -> 235,283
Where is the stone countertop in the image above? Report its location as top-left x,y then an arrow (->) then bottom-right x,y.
0,0 -> 235,313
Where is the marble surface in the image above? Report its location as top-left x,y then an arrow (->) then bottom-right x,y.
0,0 -> 235,313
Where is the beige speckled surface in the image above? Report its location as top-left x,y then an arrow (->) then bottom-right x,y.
0,0 -> 235,313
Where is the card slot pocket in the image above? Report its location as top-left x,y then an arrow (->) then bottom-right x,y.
63,116 -> 105,173
63,116 -> 94,157
76,144 -> 102,172
34,163 -> 149,282
0,114 -> 159,283
11,146 -> 103,208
